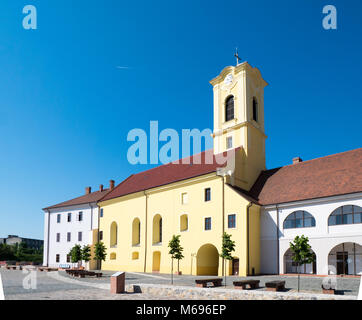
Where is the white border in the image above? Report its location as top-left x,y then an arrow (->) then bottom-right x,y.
0,273 -> 5,300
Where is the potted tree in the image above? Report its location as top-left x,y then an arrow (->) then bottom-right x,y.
93,242 -> 107,270
168,235 -> 184,284
220,232 -> 235,288
69,244 -> 82,269
289,235 -> 315,292
81,245 -> 91,270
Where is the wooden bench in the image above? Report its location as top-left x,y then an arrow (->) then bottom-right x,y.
322,281 -> 336,294
66,270 -> 102,278
195,278 -> 223,288
265,281 -> 285,292
233,280 -> 260,290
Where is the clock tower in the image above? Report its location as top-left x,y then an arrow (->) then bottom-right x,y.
210,61 -> 268,190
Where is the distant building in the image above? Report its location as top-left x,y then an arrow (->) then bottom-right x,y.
0,235 -> 43,250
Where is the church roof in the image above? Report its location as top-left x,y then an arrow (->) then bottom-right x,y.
99,149 -> 233,202
249,148 -> 362,205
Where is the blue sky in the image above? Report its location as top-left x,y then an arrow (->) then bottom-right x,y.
0,0 -> 361,239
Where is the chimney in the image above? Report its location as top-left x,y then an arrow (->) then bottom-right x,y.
293,157 -> 303,164
85,186 -> 92,195
99,184 -> 104,192
110,180 -> 115,190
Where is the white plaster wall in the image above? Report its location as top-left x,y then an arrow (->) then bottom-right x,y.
42,212 -> 49,266
260,193 -> 362,275
44,204 -> 100,267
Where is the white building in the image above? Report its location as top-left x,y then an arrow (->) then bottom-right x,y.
252,149 -> 362,276
42,181 -> 114,269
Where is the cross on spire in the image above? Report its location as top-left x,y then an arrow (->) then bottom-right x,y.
234,48 -> 241,65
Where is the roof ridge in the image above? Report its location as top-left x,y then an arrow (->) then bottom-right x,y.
43,187 -> 111,211
97,174 -> 135,202
263,147 -> 362,173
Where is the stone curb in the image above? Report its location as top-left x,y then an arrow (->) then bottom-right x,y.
125,283 -> 356,300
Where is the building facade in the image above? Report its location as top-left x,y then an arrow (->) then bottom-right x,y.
97,61 -> 269,276
43,182 -> 114,269
43,59 -> 362,276
260,191 -> 362,276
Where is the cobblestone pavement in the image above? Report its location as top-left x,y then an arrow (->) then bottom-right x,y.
59,270 -> 360,296
1,268 -> 360,300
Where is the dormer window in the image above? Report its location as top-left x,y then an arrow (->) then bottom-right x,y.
225,96 -> 234,122
252,97 -> 258,122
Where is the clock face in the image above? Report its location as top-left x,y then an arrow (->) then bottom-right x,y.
224,74 -> 233,85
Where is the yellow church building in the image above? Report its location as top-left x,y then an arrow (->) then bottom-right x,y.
97,60 -> 268,277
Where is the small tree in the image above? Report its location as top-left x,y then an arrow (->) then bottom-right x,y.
168,235 -> 184,284
81,245 -> 91,269
93,242 -> 107,270
220,232 -> 235,287
69,244 -> 82,268
289,235 -> 315,292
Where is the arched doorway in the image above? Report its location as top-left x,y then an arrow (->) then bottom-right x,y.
196,244 -> 219,276
328,242 -> 362,275
284,248 -> 316,274
152,251 -> 161,272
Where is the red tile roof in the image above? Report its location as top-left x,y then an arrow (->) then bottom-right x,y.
43,188 -> 111,210
100,149 -> 233,202
249,148 -> 362,205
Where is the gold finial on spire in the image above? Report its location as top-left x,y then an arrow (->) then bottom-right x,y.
234,48 -> 241,66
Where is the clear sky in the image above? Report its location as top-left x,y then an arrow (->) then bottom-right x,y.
0,0 -> 361,240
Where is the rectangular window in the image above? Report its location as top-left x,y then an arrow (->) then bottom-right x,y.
100,208 -> 104,218
99,231 -> 103,241
78,232 -> 82,242
205,188 -> 211,202
66,255 -> 70,263
228,214 -> 236,228
205,217 -> 211,231
67,232 -> 71,242
56,233 -> 60,242
78,212 -> 83,222
181,193 -> 188,205
226,137 -> 233,149
57,214 -> 61,223
67,213 -> 72,222
56,254 -> 60,263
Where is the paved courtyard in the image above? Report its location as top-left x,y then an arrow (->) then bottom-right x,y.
0,268 -> 360,300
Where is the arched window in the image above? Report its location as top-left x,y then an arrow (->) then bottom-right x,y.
225,96 -> 234,122
110,222 -> 118,247
180,214 -> 188,232
252,97 -> 258,122
153,214 -> 162,244
283,211 -> 316,229
132,218 -> 141,246
328,205 -> 362,226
